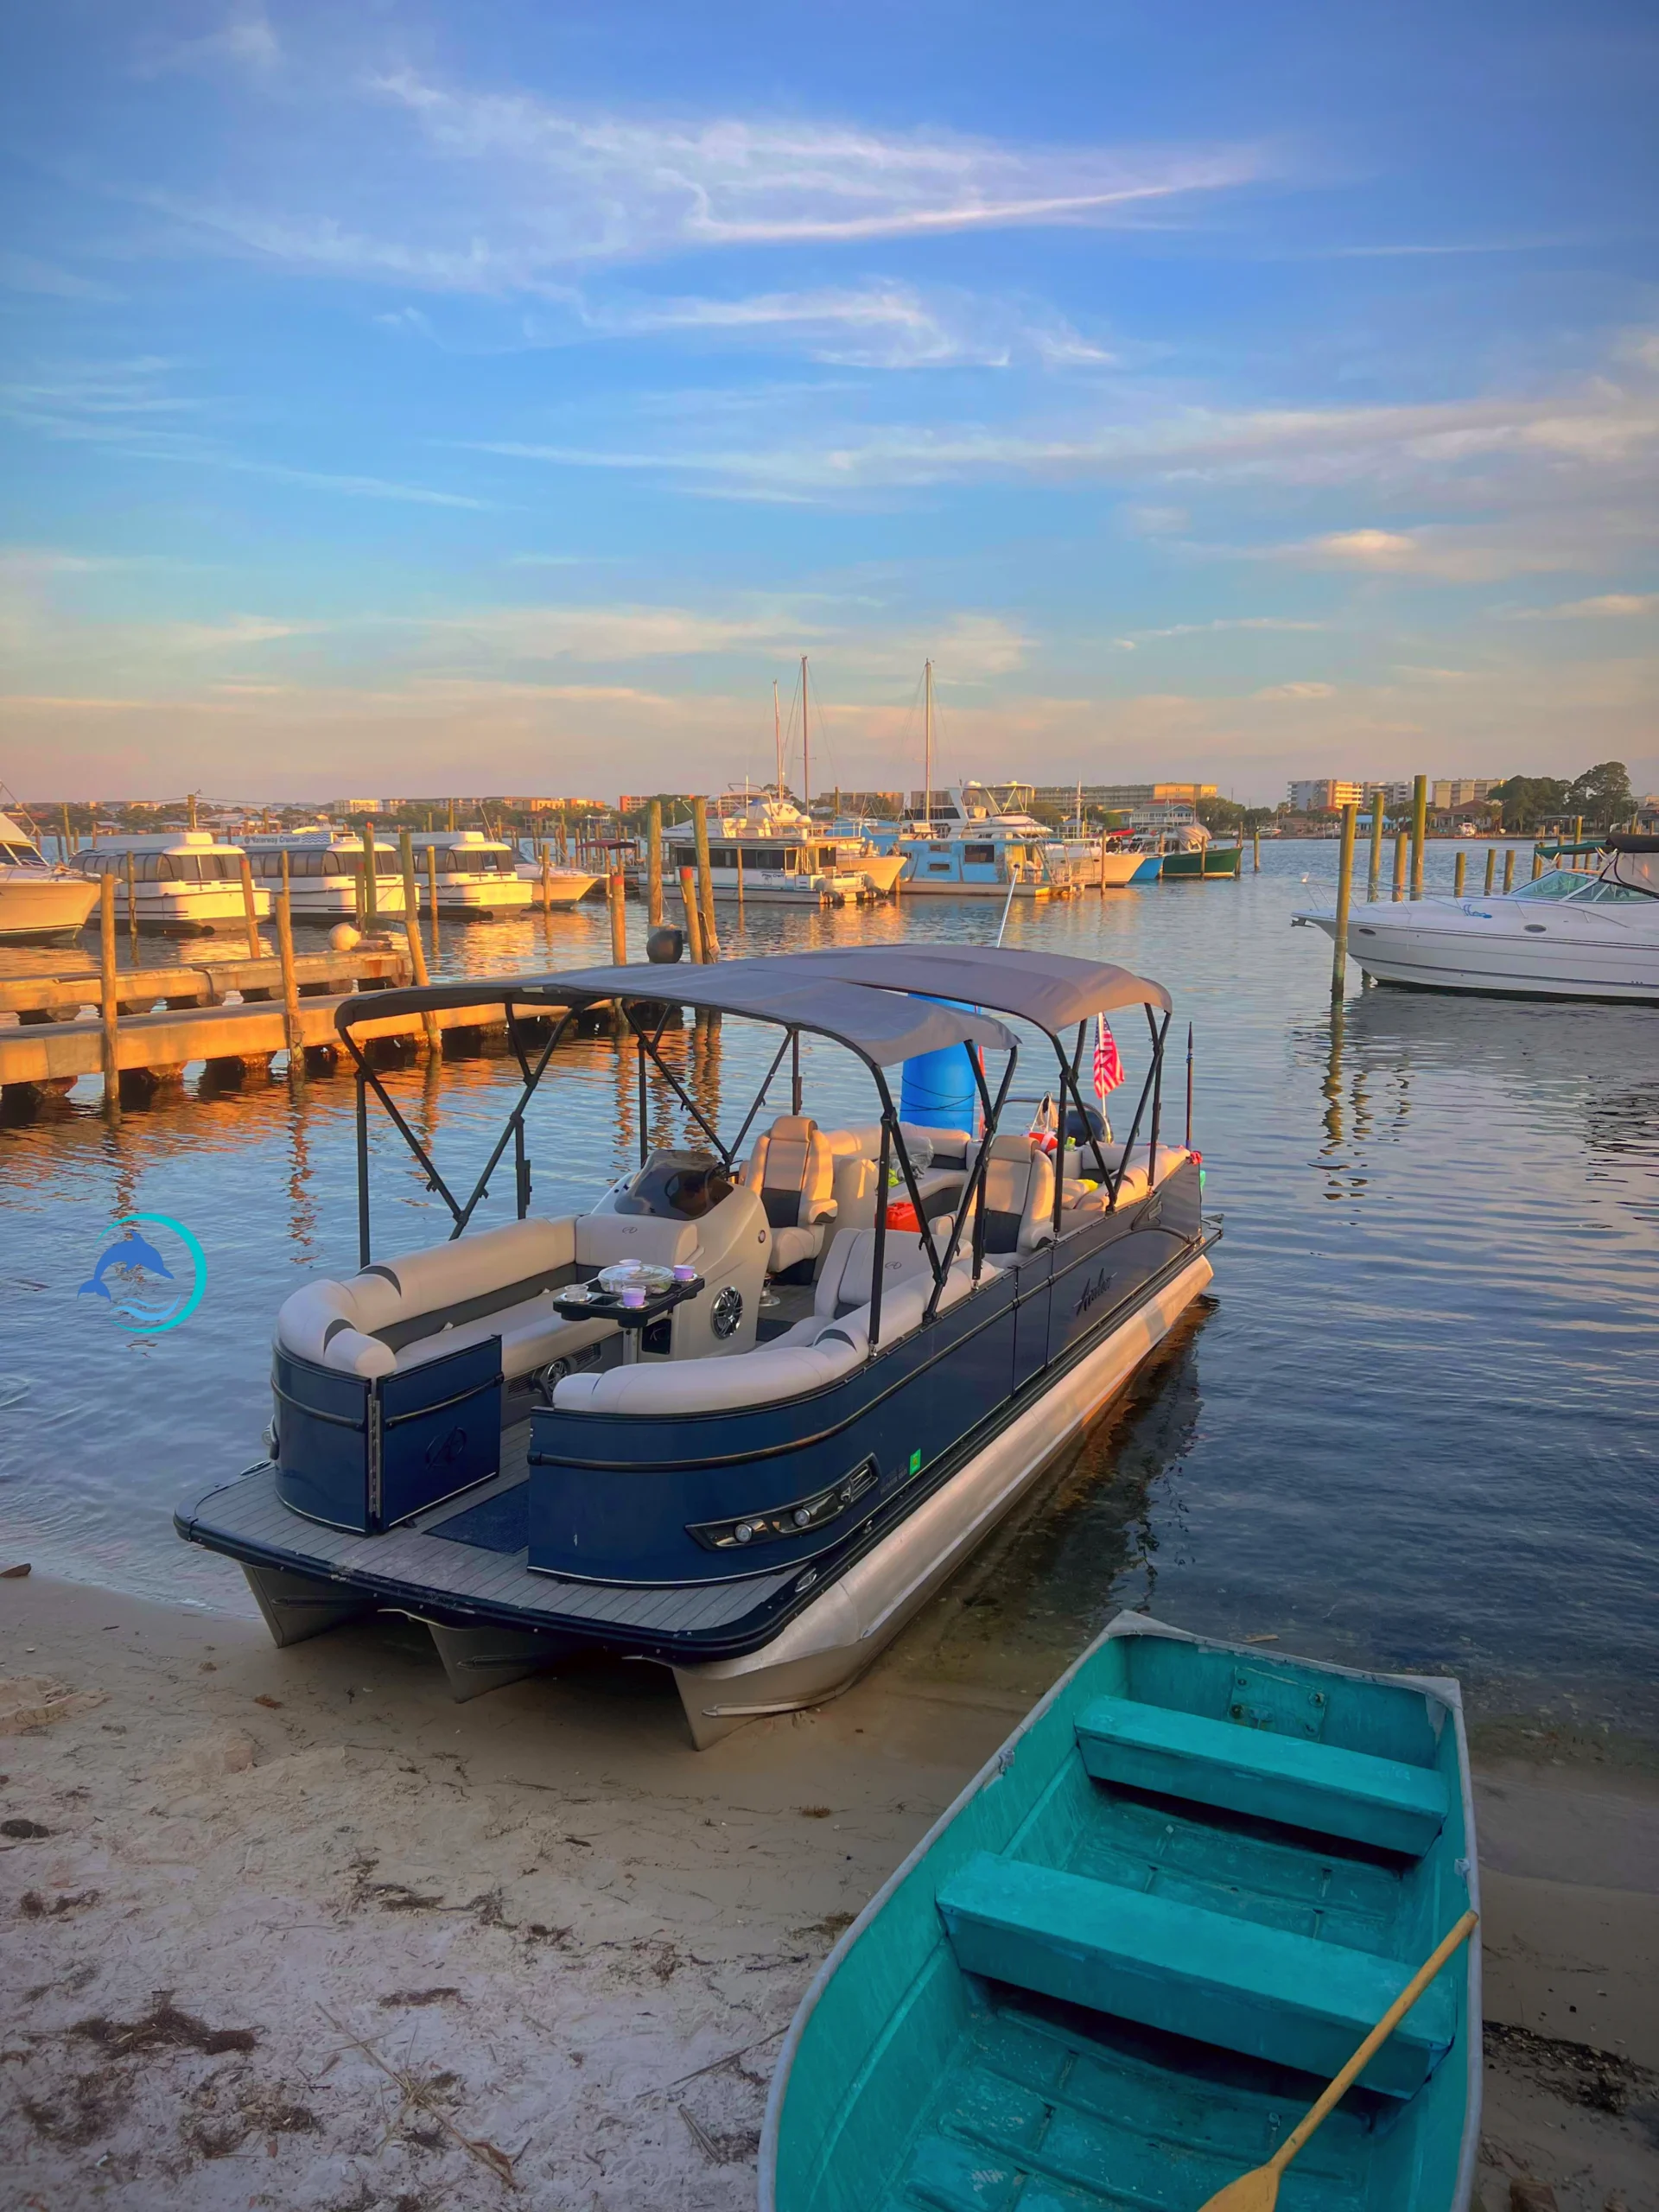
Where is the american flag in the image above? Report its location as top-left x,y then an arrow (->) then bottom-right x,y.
1092,1014 -> 1123,1099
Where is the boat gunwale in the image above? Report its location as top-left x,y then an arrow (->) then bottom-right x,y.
758,1612 -> 1481,2212
175,1232 -> 1219,1639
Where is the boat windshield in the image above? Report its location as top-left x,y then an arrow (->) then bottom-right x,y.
1510,871 -> 1594,902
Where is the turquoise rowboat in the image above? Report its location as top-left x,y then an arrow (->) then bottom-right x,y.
762,1615 -> 1479,2212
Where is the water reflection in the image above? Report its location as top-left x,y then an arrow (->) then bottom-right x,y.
881,1301 -> 1212,1707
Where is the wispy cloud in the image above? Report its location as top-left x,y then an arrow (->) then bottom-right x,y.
1533,590 -> 1659,618
1254,680 -> 1336,700
142,3 -> 280,80
1115,615 -> 1325,646
138,71 -> 1263,292
1274,525 -> 1606,584
524,283 -> 1115,371
0,358 -> 492,509
0,251 -> 124,302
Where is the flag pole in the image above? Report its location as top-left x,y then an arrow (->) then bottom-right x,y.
1185,1022 -> 1194,1150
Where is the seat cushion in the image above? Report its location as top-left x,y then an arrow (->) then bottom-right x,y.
1074,1694 -> 1447,1858
553,1327 -> 866,1414
937,1853 -> 1455,2099
767,1224 -> 824,1274
393,1300 -> 615,1382
814,1228 -> 937,1316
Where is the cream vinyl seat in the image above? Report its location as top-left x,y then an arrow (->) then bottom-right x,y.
966,1133 -> 1058,1256
274,1212 -> 701,1383
742,1115 -> 838,1274
1058,1141 -> 1192,1217
551,1252 -> 991,1416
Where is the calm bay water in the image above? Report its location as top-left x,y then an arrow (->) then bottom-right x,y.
3,842 -> 1656,1745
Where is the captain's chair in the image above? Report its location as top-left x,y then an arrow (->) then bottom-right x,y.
976,1133 -> 1057,1256
743,1115 -> 838,1274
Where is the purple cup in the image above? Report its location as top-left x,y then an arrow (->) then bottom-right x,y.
620,1285 -> 647,1309
672,1264 -> 698,1283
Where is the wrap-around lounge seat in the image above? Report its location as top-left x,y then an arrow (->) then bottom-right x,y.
275,1213 -> 699,1384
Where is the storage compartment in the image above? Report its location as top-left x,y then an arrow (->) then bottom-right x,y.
273,1337 -> 503,1533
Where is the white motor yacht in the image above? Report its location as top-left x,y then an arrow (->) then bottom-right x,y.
668,790 -> 900,904
409,830 -> 534,918
242,829 -> 414,919
0,809 -> 100,943
73,830 -> 271,935
1294,836 -> 1659,1001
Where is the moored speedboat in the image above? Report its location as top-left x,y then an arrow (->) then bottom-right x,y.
763,1613 -> 1481,2211
666,789 -> 893,904
0,808 -> 100,943
175,945 -> 1215,1745
1294,835 -> 1659,1001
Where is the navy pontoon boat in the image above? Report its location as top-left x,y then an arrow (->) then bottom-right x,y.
176,945 -> 1218,1745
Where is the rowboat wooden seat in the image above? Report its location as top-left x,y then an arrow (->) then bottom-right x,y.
1074,1693 -> 1449,1857
936,1851 -> 1456,2098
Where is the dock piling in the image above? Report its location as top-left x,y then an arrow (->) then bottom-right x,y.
425,843 -> 440,952
1252,827 -> 1262,875
1453,850 -> 1466,898
678,865 -> 706,963
1366,793 -> 1384,900
60,801 -> 74,860
1392,827 -> 1409,903
125,852 -> 139,944
360,818 -> 378,929
238,851 -> 261,957
1484,848 -> 1496,895
99,872 -> 121,1123
276,875 -> 303,1072
691,796 -> 720,960
539,842 -> 552,915
647,801 -> 664,926
1332,801 -> 1358,1000
1410,774 -> 1427,899
1507,849 -> 1518,893
398,830 -> 438,1054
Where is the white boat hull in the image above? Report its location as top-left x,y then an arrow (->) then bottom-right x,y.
0,870 -> 100,943
671,1250 -> 1212,1746
1300,900 -> 1659,1001
512,869 -> 599,907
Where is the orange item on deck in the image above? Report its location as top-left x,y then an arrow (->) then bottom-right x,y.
884,1199 -> 921,1232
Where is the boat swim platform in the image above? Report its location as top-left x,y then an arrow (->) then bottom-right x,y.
176,1426 -> 802,1699
0,946 -> 410,1024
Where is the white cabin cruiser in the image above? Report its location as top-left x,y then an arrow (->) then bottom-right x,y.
242,830 -> 415,918
1294,836 -> 1659,1001
73,830 -> 271,935
409,830 -> 534,918
176,945 -> 1214,1747
668,790 -> 902,904
0,809 -> 100,943
512,842 -> 601,907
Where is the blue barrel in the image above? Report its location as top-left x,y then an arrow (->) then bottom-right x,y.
900,1038 -> 979,1133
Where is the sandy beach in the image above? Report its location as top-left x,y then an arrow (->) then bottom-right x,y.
3,1570 -> 1656,2212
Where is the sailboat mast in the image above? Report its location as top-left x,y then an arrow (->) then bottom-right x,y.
773,679 -> 783,795
924,658 -> 933,830
801,653 -> 810,817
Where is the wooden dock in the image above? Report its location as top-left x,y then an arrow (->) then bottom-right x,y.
0,948 -> 409,1024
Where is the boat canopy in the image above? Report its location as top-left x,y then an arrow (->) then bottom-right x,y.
759,944 -> 1172,1030
336,963 -> 1017,1067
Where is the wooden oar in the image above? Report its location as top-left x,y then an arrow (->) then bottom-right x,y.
1197,1909 -> 1478,2211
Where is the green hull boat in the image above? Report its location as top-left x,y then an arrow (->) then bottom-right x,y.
1160,845 -> 1243,879
762,1615 -> 1479,2212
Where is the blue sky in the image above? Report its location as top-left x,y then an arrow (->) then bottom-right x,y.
2,0 -> 1656,803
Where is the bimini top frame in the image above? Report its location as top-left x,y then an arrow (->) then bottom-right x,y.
332,945 -> 1172,1350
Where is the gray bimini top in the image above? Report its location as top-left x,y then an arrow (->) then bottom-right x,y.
336,956 -> 1018,1067
754,943 -> 1172,1032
